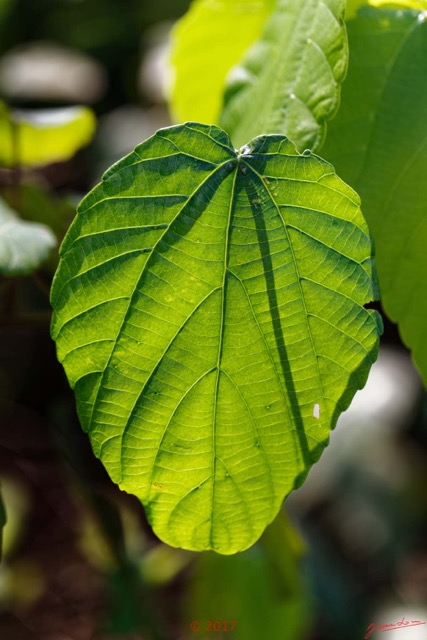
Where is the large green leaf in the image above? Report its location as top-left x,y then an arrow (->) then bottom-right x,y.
0,103 -> 96,168
322,7 -> 427,384
219,0 -> 348,151
0,197 -> 56,275
51,122 -> 381,553
168,0 -> 275,125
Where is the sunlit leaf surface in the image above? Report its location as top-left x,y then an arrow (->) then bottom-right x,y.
169,0 -> 275,125
220,0 -> 348,151
51,123 -> 381,553
322,7 -> 427,384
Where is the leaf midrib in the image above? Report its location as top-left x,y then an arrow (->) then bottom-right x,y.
242,159 -> 327,423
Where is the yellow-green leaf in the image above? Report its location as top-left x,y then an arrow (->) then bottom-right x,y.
51,123 -> 381,554
0,103 -> 96,168
168,0 -> 275,124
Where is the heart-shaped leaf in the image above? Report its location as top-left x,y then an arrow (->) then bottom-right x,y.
219,0 -> 348,151
322,7 -> 427,385
51,123 -> 381,553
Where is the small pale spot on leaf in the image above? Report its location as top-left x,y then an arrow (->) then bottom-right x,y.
313,403 -> 320,419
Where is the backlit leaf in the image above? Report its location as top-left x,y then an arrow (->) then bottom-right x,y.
322,7 -> 427,384
168,0 -> 275,125
220,0 -> 348,151
51,123 -> 381,553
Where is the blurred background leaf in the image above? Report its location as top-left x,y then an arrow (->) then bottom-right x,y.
185,512 -> 311,640
168,0 -> 275,124
0,196 -> 56,275
0,103 -> 96,168
0,0 -> 13,21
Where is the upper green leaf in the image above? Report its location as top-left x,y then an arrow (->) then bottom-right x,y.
168,0 -> 275,125
51,122 -> 380,554
0,103 -> 96,168
219,0 -> 348,151
322,7 -> 427,385
0,197 -> 56,275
